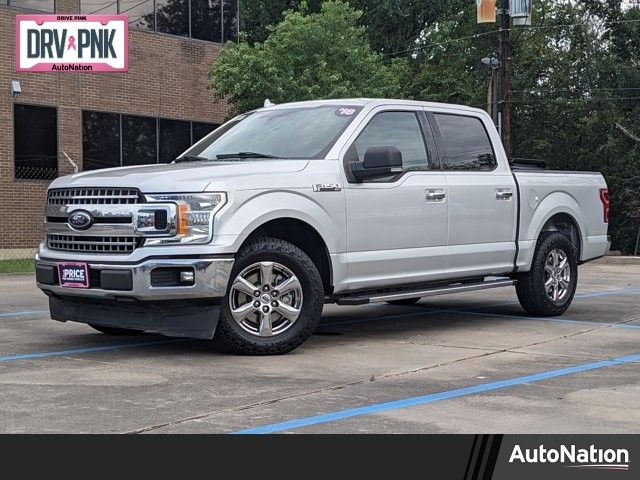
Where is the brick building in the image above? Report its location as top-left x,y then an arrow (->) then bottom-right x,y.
0,0 -> 235,257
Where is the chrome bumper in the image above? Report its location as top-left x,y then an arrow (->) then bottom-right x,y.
36,255 -> 234,301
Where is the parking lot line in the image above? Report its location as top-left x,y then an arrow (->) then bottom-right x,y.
0,339 -> 188,362
233,352 -> 640,434
0,310 -> 48,318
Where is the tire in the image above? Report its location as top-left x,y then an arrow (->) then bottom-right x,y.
386,297 -> 421,306
89,324 -> 145,335
516,232 -> 578,316
215,237 -> 324,355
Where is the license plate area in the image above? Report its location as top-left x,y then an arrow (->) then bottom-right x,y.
57,262 -> 89,288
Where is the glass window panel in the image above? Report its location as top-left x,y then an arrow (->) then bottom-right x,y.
9,0 -> 54,12
80,0 -> 118,14
156,0 -> 189,37
120,0 -> 155,31
192,121 -> 220,143
14,104 -> 58,180
354,111 -> 429,174
192,0 -> 222,42
433,114 -> 497,171
222,0 -> 238,42
159,119 -> 192,163
82,111 -> 121,171
122,115 -> 157,166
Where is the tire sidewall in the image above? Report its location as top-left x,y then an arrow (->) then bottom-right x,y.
218,239 -> 323,350
535,234 -> 578,312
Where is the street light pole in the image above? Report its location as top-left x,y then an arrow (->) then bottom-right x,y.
499,0 -> 512,161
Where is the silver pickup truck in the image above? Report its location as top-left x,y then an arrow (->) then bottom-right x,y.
36,99 -> 610,354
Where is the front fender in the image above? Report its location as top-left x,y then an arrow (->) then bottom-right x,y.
217,189 -> 345,254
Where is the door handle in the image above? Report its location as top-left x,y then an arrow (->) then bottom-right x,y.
496,188 -> 513,200
426,189 -> 446,203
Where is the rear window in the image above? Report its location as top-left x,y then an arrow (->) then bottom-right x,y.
433,114 -> 496,171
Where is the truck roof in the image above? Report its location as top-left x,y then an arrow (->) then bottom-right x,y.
258,98 -> 487,115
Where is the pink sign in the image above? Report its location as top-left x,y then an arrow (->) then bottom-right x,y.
16,14 -> 128,72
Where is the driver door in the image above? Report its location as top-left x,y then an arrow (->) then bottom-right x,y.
341,108 -> 449,291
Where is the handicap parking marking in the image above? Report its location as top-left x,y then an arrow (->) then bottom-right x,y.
233,352 -> 640,434
0,339 -> 189,362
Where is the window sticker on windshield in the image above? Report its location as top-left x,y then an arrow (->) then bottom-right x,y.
335,107 -> 357,117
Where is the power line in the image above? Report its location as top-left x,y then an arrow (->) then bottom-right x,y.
512,87 -> 640,94
385,17 -> 640,58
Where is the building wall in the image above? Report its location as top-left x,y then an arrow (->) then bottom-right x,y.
0,2 -> 228,255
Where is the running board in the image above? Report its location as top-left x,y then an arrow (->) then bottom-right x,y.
336,279 -> 516,306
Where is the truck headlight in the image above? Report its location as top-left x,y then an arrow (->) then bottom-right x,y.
143,193 -> 226,245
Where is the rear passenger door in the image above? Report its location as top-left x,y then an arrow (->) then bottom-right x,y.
342,107 -> 448,291
427,111 -> 517,278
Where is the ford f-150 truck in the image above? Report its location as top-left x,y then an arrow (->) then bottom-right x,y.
36,99 -> 610,354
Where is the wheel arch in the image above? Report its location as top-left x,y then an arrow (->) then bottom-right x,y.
238,217 -> 334,294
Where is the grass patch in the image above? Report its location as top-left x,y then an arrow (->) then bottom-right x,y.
0,258 -> 35,274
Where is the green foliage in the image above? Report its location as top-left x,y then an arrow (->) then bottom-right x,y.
0,259 -> 35,274
212,0 -> 639,253
209,1 -> 410,115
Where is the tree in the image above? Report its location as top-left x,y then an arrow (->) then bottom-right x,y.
209,0 -> 410,115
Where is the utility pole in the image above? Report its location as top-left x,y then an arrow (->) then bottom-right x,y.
499,0 -> 512,160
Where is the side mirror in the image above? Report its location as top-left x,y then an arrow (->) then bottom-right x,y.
350,146 -> 403,182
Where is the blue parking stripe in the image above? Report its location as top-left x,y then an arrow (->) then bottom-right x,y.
233,352 -> 640,434
0,339 -> 187,362
0,310 -> 48,318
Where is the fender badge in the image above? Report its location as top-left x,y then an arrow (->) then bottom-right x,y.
313,184 -> 342,192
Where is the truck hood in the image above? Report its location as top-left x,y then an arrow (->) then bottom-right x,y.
49,160 -> 310,192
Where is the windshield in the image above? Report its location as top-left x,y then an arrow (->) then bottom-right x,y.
183,105 -> 362,160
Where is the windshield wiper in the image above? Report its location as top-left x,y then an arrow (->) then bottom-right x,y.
216,152 -> 281,159
174,155 -> 211,163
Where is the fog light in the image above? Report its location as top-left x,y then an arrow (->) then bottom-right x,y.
180,271 -> 195,284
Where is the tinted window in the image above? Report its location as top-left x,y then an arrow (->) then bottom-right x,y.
122,115 -> 157,166
159,119 -> 192,163
353,111 -> 429,174
156,0 -> 189,37
120,0 -> 155,30
9,0 -> 54,11
14,104 -> 57,180
433,114 -> 496,171
192,121 -> 220,143
83,111 -> 121,171
80,0 -> 118,14
223,0 -> 239,42
192,0 -> 222,42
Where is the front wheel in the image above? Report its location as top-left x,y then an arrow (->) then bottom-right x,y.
516,232 -> 578,316
214,237 -> 324,355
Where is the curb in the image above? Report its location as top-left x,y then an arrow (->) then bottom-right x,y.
594,256 -> 640,265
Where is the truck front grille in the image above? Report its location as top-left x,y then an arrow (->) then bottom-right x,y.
47,234 -> 142,254
47,188 -> 141,205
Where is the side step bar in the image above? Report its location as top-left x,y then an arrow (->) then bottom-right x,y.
336,279 -> 516,306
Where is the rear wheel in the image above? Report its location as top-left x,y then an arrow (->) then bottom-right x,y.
386,297 -> 421,306
516,232 -> 578,316
215,237 -> 324,355
89,324 -> 145,335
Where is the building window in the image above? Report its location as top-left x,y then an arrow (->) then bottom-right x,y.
122,114 -> 157,166
82,111 -> 220,170
159,119 -> 191,163
5,1 -> 55,12
14,104 -> 58,180
80,0 -> 238,43
82,111 -> 120,171
192,121 -> 218,142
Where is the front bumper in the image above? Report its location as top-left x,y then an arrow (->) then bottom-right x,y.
36,255 -> 234,301
36,255 -> 234,339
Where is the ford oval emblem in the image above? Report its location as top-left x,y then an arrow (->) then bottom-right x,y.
68,210 -> 94,230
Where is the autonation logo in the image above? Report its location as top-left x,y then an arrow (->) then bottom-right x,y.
509,444 -> 630,471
